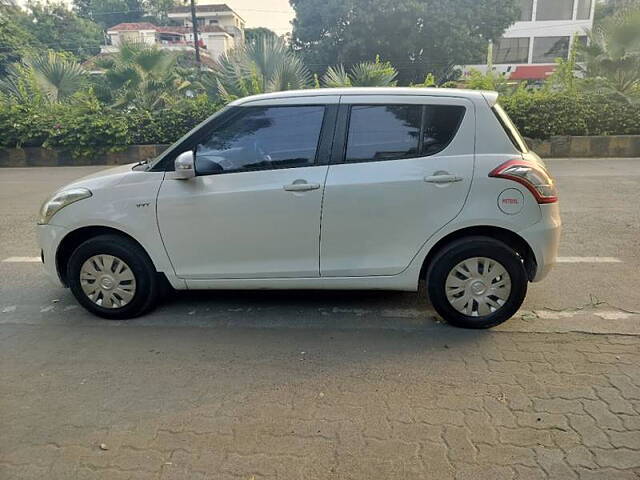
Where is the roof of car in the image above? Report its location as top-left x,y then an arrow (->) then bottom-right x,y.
230,88 -> 499,107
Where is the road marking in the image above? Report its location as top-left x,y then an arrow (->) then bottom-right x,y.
2,256 -> 41,263
557,256 -> 622,263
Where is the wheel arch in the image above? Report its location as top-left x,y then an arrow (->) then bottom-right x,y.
56,226 -> 158,286
419,225 -> 538,283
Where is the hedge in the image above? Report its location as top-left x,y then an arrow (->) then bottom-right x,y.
0,95 -> 222,158
1,91 -> 639,158
500,92 -> 640,139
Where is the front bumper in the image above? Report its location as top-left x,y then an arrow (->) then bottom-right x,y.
518,203 -> 562,282
37,224 -> 69,287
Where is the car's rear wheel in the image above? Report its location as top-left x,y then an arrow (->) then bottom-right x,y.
427,236 -> 527,329
67,234 -> 159,319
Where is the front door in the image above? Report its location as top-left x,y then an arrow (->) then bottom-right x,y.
320,95 -> 475,277
157,101 -> 336,279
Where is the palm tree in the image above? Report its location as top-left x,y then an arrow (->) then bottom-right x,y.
208,35 -> 312,102
581,7 -> 640,99
322,57 -> 398,88
0,52 -> 87,104
93,42 -> 190,110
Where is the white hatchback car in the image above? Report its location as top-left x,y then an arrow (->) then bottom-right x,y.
37,88 -> 560,328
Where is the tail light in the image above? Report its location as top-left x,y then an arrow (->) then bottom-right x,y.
489,159 -> 558,204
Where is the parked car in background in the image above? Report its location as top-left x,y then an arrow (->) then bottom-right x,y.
37,88 -> 560,328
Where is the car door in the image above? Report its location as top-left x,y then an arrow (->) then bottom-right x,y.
157,98 -> 338,279
320,95 -> 475,277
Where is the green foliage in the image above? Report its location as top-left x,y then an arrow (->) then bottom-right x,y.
290,0 -> 520,83
19,1 -> 102,60
546,35 -> 579,94
93,43 -> 190,109
42,94 -> 131,156
0,4 -> 39,74
322,57 -> 398,87
0,92 -> 130,155
464,68 -> 510,94
411,73 -> 437,88
128,95 -> 221,144
143,0 -> 177,25
245,27 -> 279,46
500,90 -> 640,139
581,7 -> 640,100
0,95 -> 222,156
0,52 -> 87,104
322,65 -> 351,88
595,0 -> 640,23
73,0 -> 143,29
212,35 -> 312,102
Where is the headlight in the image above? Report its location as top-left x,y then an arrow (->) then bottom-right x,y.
38,188 -> 92,225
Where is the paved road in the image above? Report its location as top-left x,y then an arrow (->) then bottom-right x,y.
1,159 -> 639,479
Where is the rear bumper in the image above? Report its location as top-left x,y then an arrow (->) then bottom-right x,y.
518,203 -> 562,282
37,224 -> 68,287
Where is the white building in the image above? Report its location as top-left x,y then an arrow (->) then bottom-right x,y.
466,0 -> 595,81
103,4 -> 245,60
167,3 -> 244,58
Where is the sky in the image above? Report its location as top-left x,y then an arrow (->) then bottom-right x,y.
15,0 -> 297,34
215,0 -> 295,34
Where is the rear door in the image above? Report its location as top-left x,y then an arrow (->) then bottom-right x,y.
320,95 -> 475,277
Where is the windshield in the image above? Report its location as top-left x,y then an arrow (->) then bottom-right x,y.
492,104 -> 529,153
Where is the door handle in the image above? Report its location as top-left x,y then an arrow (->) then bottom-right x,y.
283,182 -> 320,192
424,174 -> 463,184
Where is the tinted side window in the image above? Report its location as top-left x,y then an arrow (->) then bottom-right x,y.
195,106 -> 325,175
422,105 -> 466,155
344,104 -> 466,163
345,105 -> 421,163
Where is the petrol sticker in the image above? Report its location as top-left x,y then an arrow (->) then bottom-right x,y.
498,188 -> 524,215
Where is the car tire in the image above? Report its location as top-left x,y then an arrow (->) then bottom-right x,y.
427,236 -> 528,329
67,234 -> 159,319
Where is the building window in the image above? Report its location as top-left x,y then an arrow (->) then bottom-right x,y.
493,37 -> 530,64
576,0 -> 592,20
532,36 -> 570,63
536,0 -> 574,21
519,0 -> 533,21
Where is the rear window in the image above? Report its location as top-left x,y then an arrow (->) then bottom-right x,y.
345,104 -> 466,163
492,104 -> 529,153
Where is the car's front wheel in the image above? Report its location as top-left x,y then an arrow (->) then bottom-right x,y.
427,236 -> 528,329
67,234 -> 159,319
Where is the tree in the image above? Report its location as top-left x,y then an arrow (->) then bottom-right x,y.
322,56 -> 397,87
0,3 -> 39,74
18,2 -> 102,60
0,51 -> 87,104
210,35 -> 312,102
290,0 -> 520,84
73,0 -> 143,29
245,27 -> 278,46
143,0 -> 176,25
92,42 -> 189,109
595,0 -> 640,23
581,7 -> 640,100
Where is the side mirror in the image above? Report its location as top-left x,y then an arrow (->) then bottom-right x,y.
171,151 -> 196,180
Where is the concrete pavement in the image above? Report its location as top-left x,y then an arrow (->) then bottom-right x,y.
1,159 -> 639,479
